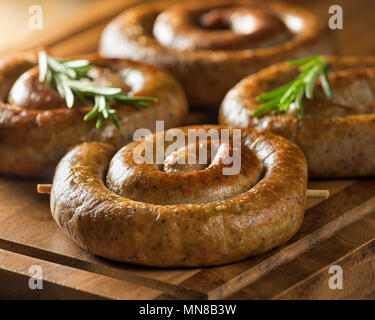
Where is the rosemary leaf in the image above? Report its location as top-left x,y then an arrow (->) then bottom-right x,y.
62,59 -> 90,68
83,105 -> 99,121
38,51 -> 48,83
59,74 -> 75,108
252,96 -> 280,116
253,55 -> 334,118
110,94 -> 157,103
67,80 -> 121,95
96,113 -> 103,129
287,55 -> 319,66
38,52 -> 157,129
320,65 -> 334,101
256,82 -> 293,102
47,56 -> 76,79
295,86 -> 304,118
110,113 -> 120,129
304,65 -> 322,99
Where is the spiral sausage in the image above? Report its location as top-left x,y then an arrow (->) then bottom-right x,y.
0,52 -> 187,178
100,0 -> 334,108
51,125 -> 307,267
220,56 -> 375,178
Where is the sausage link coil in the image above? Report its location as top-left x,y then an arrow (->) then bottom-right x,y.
220,56 -> 375,178
100,0 -> 334,108
51,125 -> 307,267
0,52 -> 188,178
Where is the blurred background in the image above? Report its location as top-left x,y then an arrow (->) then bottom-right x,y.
0,0 -> 375,57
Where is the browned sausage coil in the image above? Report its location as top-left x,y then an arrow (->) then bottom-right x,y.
220,56 -> 375,178
0,52 -> 187,178
51,125 -> 307,267
100,0 -> 334,108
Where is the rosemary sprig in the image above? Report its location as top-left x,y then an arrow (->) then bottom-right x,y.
38,52 -> 157,129
253,55 -> 334,118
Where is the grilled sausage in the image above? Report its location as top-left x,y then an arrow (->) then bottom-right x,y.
0,52 -> 188,178
100,0 -> 335,108
51,125 -> 307,267
219,56 -> 375,178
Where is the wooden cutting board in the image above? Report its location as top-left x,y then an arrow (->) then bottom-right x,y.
1,0 -> 375,300
0,177 -> 375,299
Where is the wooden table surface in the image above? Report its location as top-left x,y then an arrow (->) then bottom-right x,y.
0,0 -> 375,300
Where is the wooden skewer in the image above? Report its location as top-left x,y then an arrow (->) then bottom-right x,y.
37,183 -> 329,199
37,184 -> 52,194
306,189 -> 330,199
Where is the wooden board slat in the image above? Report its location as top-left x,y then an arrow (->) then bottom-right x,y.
167,180 -> 375,299
272,238 -> 375,300
156,183 -> 375,300
228,203 -> 375,299
306,180 -> 355,209
0,177 -> 205,299
0,248 -> 161,300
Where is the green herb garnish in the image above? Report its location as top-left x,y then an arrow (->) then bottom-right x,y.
38,51 -> 157,129
253,55 -> 334,118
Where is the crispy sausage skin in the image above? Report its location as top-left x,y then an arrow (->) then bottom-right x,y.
100,0 -> 335,108
0,52 -> 188,178
51,125 -> 307,267
220,56 -> 375,178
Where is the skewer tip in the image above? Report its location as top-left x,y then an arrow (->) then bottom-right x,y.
307,189 -> 329,199
37,184 -> 52,194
